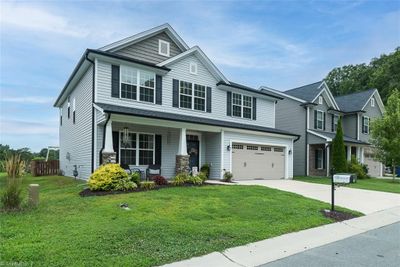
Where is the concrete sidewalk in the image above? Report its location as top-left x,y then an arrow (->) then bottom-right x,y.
162,206 -> 400,267
235,180 -> 400,214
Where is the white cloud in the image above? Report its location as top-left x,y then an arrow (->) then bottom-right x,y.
0,118 -> 58,135
0,2 -> 88,37
1,96 -> 54,104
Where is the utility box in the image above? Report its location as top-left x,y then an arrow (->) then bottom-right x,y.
333,173 -> 357,184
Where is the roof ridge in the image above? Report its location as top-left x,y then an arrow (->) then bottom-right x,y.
284,81 -> 323,93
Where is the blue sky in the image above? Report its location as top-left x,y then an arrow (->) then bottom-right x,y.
1,0 -> 399,152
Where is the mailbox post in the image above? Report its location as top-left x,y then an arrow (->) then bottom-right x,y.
331,173 -> 356,211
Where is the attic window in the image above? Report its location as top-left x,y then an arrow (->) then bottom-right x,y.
318,96 -> 323,105
158,40 -> 170,57
189,62 -> 197,75
371,98 -> 375,107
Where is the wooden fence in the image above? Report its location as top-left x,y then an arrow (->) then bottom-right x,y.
31,160 -> 60,176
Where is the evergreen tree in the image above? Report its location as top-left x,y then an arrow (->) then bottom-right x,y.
331,117 -> 347,173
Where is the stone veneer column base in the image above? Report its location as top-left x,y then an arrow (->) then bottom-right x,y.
102,152 -> 117,164
176,155 -> 190,175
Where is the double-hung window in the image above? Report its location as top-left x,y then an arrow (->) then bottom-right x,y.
232,93 -> 252,119
120,132 -> 154,166
316,149 -> 323,170
333,114 -> 339,132
120,66 -> 155,103
362,116 -> 370,134
316,110 -> 324,130
179,81 -> 206,111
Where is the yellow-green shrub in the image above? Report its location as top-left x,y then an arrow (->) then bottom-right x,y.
88,164 -> 136,191
172,173 -> 189,186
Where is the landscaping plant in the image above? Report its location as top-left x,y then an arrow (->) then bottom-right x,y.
152,175 -> 168,185
331,117 -> 347,173
186,175 -> 203,185
1,154 -> 25,210
172,173 -> 189,186
348,156 -> 369,179
88,164 -> 136,191
197,171 -> 208,182
200,163 -> 210,178
140,181 -> 156,190
222,171 -> 233,182
130,172 -> 141,186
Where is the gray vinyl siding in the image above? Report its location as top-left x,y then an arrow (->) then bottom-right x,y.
204,132 -> 222,179
59,67 -> 93,180
309,91 -> 331,131
222,131 -> 294,178
275,98 -> 306,176
114,32 -> 183,64
342,114 -> 357,139
308,133 -> 326,144
359,93 -> 383,143
95,55 -> 275,128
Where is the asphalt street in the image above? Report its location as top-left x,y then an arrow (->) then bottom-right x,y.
259,222 -> 400,267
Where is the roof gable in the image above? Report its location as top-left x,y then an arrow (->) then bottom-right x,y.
335,89 -> 378,113
284,81 -> 324,102
99,23 -> 189,53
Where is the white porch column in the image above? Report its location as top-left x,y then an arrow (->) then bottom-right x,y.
360,147 -> 365,163
356,146 -> 361,162
326,144 -> 330,177
347,145 -> 351,161
104,120 -> 114,153
177,128 -> 187,155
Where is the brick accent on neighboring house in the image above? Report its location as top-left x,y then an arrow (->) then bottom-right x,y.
309,144 -> 326,176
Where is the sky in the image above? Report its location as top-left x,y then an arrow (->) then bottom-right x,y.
0,0 -> 399,152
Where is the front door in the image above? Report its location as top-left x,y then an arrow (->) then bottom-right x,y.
187,140 -> 199,171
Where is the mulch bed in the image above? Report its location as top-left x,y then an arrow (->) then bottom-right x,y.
79,182 -> 219,197
321,209 -> 359,222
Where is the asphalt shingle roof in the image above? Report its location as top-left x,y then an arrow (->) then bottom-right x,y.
334,89 -> 376,113
284,81 -> 324,102
217,81 -> 283,100
96,103 -> 299,137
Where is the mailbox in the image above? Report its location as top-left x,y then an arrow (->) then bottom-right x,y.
333,173 -> 357,184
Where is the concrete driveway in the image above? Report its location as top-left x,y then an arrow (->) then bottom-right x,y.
235,180 -> 400,214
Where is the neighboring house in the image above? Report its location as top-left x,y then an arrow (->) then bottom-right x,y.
54,24 -> 299,180
261,82 -> 385,177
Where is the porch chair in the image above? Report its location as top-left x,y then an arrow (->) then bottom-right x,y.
146,164 -> 161,181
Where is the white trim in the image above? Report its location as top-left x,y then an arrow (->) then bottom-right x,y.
316,110 -> 324,130
119,65 -> 156,104
260,86 -> 307,103
186,131 -> 202,168
316,148 -> 324,170
220,130 -> 224,179
362,115 -> 370,134
178,81 -> 207,112
326,145 -> 330,176
231,92 -> 253,120
307,130 -> 332,142
273,101 -> 276,128
93,119 -> 97,171
158,39 -> 170,57
318,96 -> 323,105
157,46 -> 229,84
306,106 -> 310,130
99,23 -> 189,52
94,58 -> 98,103
93,103 -> 104,115
361,90 -> 385,114
306,144 -> 310,176
314,81 -> 340,110
357,114 -> 360,140
229,139 -> 290,179
118,130 -> 156,166
371,98 -> 375,107
189,62 -> 198,75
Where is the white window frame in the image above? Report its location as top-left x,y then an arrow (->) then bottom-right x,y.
371,98 -> 375,107
363,116 -> 370,134
120,65 -> 155,104
318,96 -> 323,105
158,39 -> 170,57
189,62 -> 198,75
119,131 -> 155,166
316,148 -> 323,170
316,110 -> 324,130
72,98 -> 76,112
179,81 -> 206,112
232,93 -> 253,119
333,114 -> 339,132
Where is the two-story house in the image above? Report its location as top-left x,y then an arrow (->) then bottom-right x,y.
54,24 -> 299,180
262,81 -> 385,177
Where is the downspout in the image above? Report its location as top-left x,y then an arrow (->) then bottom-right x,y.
85,52 -> 95,173
305,106 -> 309,176
99,113 -> 111,165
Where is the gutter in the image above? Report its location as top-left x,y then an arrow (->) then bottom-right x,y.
217,81 -> 283,100
86,54 -> 95,173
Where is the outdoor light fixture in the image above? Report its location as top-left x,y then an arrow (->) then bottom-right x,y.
227,145 -> 231,151
122,127 -> 129,147
289,149 -> 292,155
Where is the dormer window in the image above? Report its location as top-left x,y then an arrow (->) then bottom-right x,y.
189,62 -> 198,75
371,98 -> 375,107
158,39 -> 170,57
318,96 -> 323,105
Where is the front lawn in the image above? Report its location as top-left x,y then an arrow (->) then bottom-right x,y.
294,176 -> 400,194
1,174 -> 359,267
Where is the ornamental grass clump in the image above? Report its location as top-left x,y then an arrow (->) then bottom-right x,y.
88,164 -> 136,191
1,154 -> 25,211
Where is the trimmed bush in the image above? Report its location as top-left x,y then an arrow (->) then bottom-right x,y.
130,172 -> 141,186
186,176 -> 203,185
200,164 -> 210,178
348,156 -> 369,179
172,173 -> 189,186
141,181 -> 156,190
88,164 -> 136,191
152,175 -> 168,185
222,171 -> 233,182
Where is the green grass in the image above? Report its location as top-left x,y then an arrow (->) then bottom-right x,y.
294,176 -> 400,194
1,174 -> 360,267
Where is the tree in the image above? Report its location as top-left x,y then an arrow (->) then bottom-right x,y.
325,47 -> 400,103
331,117 -> 347,173
370,89 -> 400,180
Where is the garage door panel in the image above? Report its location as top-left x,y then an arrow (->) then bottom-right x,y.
232,143 -> 285,180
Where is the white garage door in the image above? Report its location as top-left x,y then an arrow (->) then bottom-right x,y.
232,143 -> 285,180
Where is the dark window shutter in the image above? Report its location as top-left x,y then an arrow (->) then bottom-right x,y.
155,75 -> 162,105
112,131 -> 119,163
73,111 -> 76,124
172,79 -> 179,107
252,97 -> 257,120
60,115 -> 62,126
331,114 -> 334,132
111,65 -> 120,98
361,116 -> 365,133
206,86 -> 212,113
314,110 -> 317,129
155,135 -> 162,165
323,112 -> 326,130
227,91 -> 232,116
